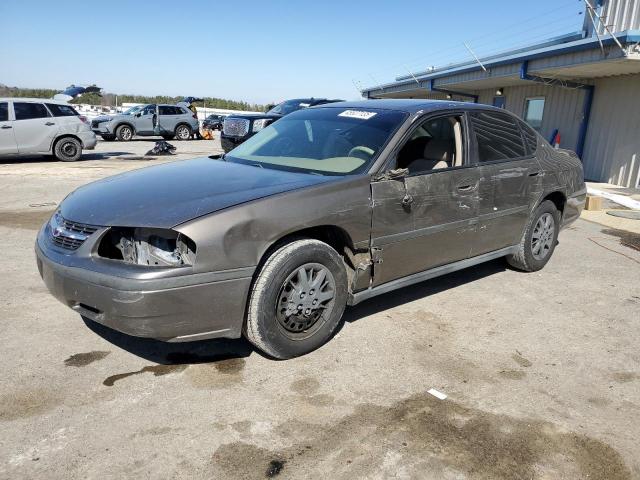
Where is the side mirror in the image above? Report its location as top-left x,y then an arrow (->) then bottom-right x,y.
134,112 -> 141,118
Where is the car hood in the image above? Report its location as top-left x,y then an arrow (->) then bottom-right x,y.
60,158 -> 335,228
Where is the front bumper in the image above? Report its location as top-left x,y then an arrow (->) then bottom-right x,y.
35,230 -> 253,342
91,122 -> 113,136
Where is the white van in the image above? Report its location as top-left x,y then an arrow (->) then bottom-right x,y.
0,98 -> 97,162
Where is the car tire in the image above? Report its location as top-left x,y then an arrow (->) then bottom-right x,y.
175,124 -> 192,140
53,137 -> 82,162
116,124 -> 133,142
101,134 -> 116,141
161,134 -> 175,141
245,239 -> 348,359
507,200 -> 561,272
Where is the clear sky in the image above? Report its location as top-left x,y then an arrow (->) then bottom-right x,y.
0,0 -> 586,104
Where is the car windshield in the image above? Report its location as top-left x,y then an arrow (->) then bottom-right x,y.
122,106 -> 142,115
266,100 -> 313,116
225,107 -> 407,176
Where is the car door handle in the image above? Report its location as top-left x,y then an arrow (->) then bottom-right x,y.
1,125 -> 11,129
528,171 -> 542,177
457,184 -> 475,192
45,122 -> 56,126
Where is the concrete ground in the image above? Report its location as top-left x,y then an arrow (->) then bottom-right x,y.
1,138 -> 639,479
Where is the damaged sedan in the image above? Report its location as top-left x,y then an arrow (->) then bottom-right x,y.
36,100 -> 586,359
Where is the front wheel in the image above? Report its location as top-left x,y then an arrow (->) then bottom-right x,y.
53,137 -> 82,162
245,239 -> 348,359
175,124 -> 192,140
116,124 -> 133,141
507,200 -> 561,272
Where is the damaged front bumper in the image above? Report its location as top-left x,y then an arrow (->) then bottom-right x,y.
35,226 -> 253,342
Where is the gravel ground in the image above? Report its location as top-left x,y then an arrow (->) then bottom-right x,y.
1,139 -> 639,479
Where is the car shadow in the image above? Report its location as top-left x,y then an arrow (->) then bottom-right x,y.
83,317 -> 255,365
342,258 -> 508,324
0,152 -> 134,164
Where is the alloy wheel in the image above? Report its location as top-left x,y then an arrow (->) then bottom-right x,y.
531,212 -> 555,260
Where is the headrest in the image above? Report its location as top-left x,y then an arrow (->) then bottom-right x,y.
423,139 -> 453,163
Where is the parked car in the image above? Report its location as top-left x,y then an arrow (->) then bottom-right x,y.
202,114 -> 225,131
220,98 -> 342,152
0,98 -> 96,162
91,104 -> 199,141
36,100 -> 586,359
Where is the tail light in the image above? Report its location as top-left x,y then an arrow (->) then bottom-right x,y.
79,115 -> 89,125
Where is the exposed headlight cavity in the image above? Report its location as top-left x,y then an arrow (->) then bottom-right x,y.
252,118 -> 270,132
99,228 -> 196,267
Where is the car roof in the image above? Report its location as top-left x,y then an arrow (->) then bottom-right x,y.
312,99 -> 506,115
0,97 -> 73,105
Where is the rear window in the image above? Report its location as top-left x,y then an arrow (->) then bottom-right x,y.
0,103 -> 8,122
470,111 -> 526,162
46,103 -> 79,117
14,102 -> 50,120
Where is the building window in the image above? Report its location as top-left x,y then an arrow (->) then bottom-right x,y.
524,97 -> 545,131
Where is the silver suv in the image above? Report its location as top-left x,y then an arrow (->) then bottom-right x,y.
91,104 -> 199,141
0,98 -> 97,162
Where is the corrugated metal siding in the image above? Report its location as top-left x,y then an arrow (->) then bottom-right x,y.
477,84 -> 587,151
586,0 -> 640,35
582,74 -> 640,187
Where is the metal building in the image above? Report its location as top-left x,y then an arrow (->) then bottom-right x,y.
362,0 -> 640,188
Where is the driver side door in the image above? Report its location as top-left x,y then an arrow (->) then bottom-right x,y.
370,113 -> 481,287
135,104 -> 156,134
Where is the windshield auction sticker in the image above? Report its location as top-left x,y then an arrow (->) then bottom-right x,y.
338,110 -> 377,120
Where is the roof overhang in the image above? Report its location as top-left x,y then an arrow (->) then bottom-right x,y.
364,30 -> 640,98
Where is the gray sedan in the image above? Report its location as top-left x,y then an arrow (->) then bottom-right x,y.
36,100 -> 586,359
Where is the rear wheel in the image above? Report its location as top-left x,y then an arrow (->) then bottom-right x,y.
507,200 -> 560,272
245,239 -> 348,359
53,137 -> 82,162
175,124 -> 191,140
116,124 -> 133,141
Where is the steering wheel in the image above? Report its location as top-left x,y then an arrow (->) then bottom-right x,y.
347,146 -> 375,161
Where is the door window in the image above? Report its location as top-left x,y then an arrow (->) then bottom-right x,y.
470,111 -> 526,162
141,104 -> 156,115
159,106 -> 172,115
14,102 -> 50,120
523,97 -> 545,131
0,103 -> 8,121
395,115 -> 464,175
519,120 -> 538,154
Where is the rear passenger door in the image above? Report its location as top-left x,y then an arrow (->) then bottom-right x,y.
0,102 -> 18,155
158,105 -> 181,134
12,102 -> 57,154
469,110 -> 543,256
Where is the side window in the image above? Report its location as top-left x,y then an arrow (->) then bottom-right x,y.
158,106 -> 171,115
46,103 -> 79,117
524,97 -> 545,131
0,103 -> 8,122
396,115 -> 463,175
470,111 -> 526,162
519,120 -> 538,154
142,104 -> 156,115
14,102 -> 50,121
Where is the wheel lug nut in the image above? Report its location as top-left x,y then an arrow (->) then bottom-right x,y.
312,299 -> 317,305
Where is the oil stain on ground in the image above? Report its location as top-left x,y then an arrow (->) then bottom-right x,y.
511,352 -> 533,368
186,358 -> 246,389
0,388 -> 63,421
210,394 -> 632,479
602,228 -> 640,252
103,364 -> 187,387
64,351 -> 110,367
0,209 -> 55,230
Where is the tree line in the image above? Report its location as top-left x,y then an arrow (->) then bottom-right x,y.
0,85 -> 266,111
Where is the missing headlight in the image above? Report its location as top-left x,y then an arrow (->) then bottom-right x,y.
98,228 -> 196,267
